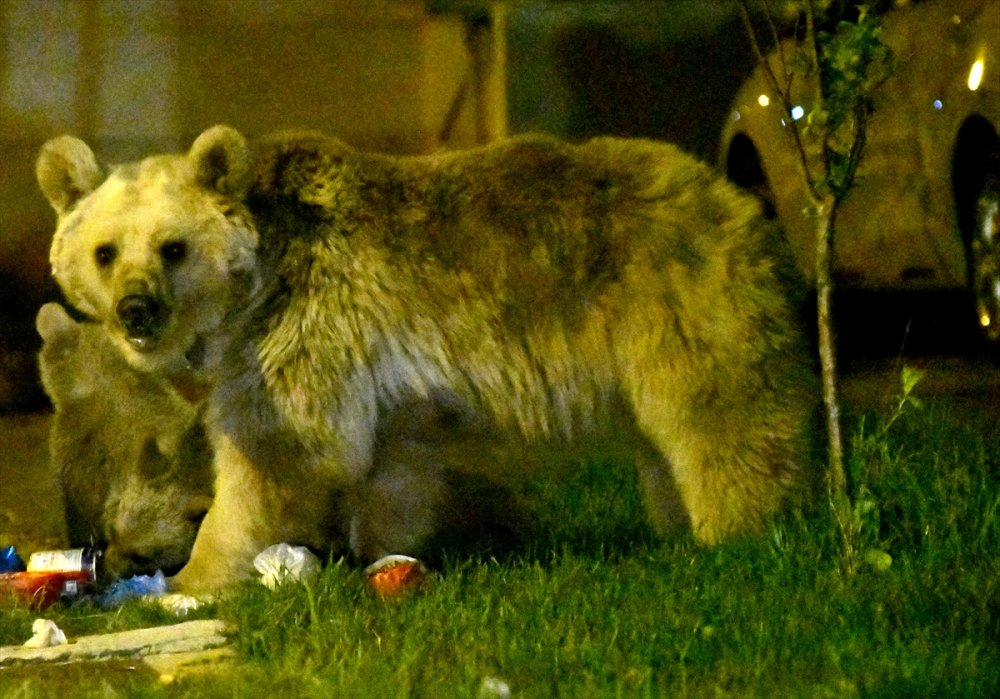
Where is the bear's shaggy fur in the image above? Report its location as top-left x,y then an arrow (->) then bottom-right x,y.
38,127 -> 816,592
36,302 -> 213,579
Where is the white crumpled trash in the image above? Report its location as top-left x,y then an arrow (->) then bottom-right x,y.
253,543 -> 322,590
23,618 -> 67,648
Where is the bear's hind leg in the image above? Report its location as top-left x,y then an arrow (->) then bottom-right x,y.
631,385 -> 805,546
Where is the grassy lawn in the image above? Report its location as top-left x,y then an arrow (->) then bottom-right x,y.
2,396 -> 997,698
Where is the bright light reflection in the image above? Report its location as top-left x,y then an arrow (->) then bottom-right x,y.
757,94 -> 770,107
790,105 -> 805,120
968,58 -> 984,91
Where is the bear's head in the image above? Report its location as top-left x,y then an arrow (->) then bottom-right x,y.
36,126 -> 259,378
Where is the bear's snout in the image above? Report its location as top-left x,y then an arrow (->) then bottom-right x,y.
116,294 -> 163,343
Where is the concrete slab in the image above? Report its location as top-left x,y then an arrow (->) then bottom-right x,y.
0,619 -> 233,666
0,618 -> 236,691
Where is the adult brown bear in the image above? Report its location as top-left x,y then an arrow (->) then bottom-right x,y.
38,127 -> 815,592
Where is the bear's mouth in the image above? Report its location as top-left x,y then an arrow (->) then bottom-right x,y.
116,293 -> 168,350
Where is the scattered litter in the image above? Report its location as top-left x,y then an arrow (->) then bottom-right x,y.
157,592 -> 207,616
97,570 -> 168,608
1,548 -> 209,614
26,547 -> 100,582
95,572 -> 207,615
0,570 -> 91,608
23,619 -> 67,648
1,546 -> 98,608
253,543 -> 322,590
364,555 -> 429,597
1,545 -> 25,573
477,676 -> 512,699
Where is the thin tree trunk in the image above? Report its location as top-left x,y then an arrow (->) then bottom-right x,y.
815,194 -> 854,573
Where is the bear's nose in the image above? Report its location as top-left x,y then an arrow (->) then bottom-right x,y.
116,294 -> 161,339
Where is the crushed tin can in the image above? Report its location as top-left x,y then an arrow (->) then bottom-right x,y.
27,547 -> 101,583
0,547 -> 102,608
364,555 -> 429,597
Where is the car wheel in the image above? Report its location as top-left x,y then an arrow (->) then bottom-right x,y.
970,169 -> 1000,347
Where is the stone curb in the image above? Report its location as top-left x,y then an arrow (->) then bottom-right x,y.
0,619 -> 232,666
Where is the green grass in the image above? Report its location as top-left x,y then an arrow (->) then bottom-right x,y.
2,398 -> 998,698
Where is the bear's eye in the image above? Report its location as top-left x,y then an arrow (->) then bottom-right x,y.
160,241 -> 188,264
94,244 -> 117,268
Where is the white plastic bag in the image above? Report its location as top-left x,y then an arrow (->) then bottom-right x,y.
23,619 -> 67,648
253,543 -> 321,590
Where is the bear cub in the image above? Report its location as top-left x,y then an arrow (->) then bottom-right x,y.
36,302 -> 213,579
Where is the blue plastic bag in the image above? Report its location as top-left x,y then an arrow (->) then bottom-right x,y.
0,545 -> 26,573
96,569 -> 168,607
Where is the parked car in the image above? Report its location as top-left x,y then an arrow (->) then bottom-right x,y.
720,0 -> 999,348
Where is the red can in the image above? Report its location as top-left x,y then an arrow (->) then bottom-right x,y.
0,570 -> 92,609
364,555 -> 429,597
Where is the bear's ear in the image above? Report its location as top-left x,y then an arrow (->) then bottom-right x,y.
36,136 -> 106,215
138,437 -> 172,480
188,125 -> 251,198
36,302 -> 81,349
35,303 -> 80,342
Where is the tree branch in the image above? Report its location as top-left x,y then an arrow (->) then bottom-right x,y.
738,1 -> 821,202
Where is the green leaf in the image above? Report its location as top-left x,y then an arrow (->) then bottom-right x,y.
901,366 -> 925,396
